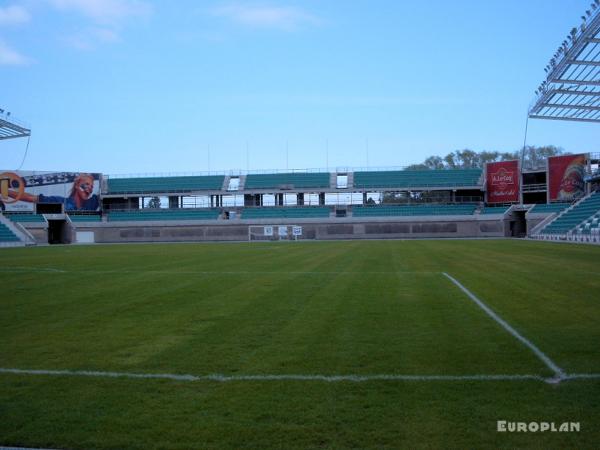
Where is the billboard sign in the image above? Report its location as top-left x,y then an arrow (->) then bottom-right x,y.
0,171 -> 101,212
548,154 -> 587,202
486,160 -> 520,203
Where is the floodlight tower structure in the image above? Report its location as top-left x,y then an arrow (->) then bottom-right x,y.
529,0 -> 600,123
0,109 -> 31,140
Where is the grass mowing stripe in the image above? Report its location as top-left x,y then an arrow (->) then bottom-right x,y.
442,272 -> 566,381
0,368 -> 547,382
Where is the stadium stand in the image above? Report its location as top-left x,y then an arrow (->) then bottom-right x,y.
108,209 -> 221,221
0,222 -> 20,242
244,173 -> 330,190
4,213 -> 46,223
353,169 -> 482,189
241,207 -> 331,219
480,206 -> 509,215
528,203 -> 569,214
540,192 -> 600,235
106,175 -> 225,194
353,204 -> 476,217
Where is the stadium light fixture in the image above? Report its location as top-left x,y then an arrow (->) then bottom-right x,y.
529,1 -> 600,123
0,109 -> 31,140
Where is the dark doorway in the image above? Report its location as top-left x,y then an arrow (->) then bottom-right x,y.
509,211 -> 527,238
48,220 -> 66,244
37,203 -> 62,214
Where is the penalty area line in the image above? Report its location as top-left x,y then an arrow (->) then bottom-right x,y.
442,272 -> 566,381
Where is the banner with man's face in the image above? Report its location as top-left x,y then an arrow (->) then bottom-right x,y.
0,171 -> 101,212
548,154 -> 587,202
486,161 -> 520,203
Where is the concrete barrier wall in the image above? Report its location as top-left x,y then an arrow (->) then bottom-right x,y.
72,217 -> 505,243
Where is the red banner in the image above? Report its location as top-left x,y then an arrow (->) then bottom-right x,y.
486,160 -> 520,204
548,154 -> 587,202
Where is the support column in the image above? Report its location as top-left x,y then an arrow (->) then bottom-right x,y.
362,192 -> 367,205
319,192 -> 325,206
244,194 -> 254,207
297,193 -> 304,206
276,193 -> 284,206
169,196 -> 179,209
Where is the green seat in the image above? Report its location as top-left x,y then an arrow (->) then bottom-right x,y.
241,207 -> 331,219
4,214 -> 45,223
0,223 -> 20,242
245,173 -> 330,189
69,215 -> 102,222
108,209 -> 220,222
107,176 -> 225,194
353,169 -> 482,189
540,192 -> 600,234
353,204 -> 476,217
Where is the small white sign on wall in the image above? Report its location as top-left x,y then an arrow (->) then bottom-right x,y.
75,231 -> 95,244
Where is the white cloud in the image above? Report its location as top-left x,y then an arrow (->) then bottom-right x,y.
48,0 -> 151,25
212,3 -> 320,31
62,26 -> 121,50
48,0 -> 151,49
0,4 -> 31,26
0,39 -> 30,65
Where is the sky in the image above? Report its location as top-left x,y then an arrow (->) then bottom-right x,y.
0,0 -> 598,175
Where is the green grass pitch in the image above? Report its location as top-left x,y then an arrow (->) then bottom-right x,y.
0,239 -> 599,449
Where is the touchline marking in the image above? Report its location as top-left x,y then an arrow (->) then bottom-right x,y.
442,272 -> 566,380
1,368 -> 598,383
0,268 -> 439,276
0,368 -> 544,382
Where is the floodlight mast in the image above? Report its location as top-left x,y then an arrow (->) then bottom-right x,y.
529,0 -> 600,124
0,112 -> 31,141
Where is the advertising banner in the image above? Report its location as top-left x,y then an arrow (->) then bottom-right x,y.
548,154 -> 587,202
0,171 -> 101,212
486,160 -> 520,203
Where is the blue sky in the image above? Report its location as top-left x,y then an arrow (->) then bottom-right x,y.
1,0 -> 598,175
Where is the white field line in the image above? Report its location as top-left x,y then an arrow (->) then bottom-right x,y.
0,268 -> 440,275
442,272 -> 566,380
1,368 -> 598,383
0,368 -> 544,382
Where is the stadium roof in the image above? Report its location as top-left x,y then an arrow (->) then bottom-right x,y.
0,115 -> 31,141
529,1 -> 600,123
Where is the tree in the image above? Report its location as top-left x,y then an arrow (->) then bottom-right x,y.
521,145 -> 564,170
405,146 -> 565,171
424,155 -> 445,170
404,163 -> 429,171
455,149 -> 479,168
147,196 -> 161,208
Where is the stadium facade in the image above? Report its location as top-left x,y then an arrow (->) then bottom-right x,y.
1,152 -> 599,246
